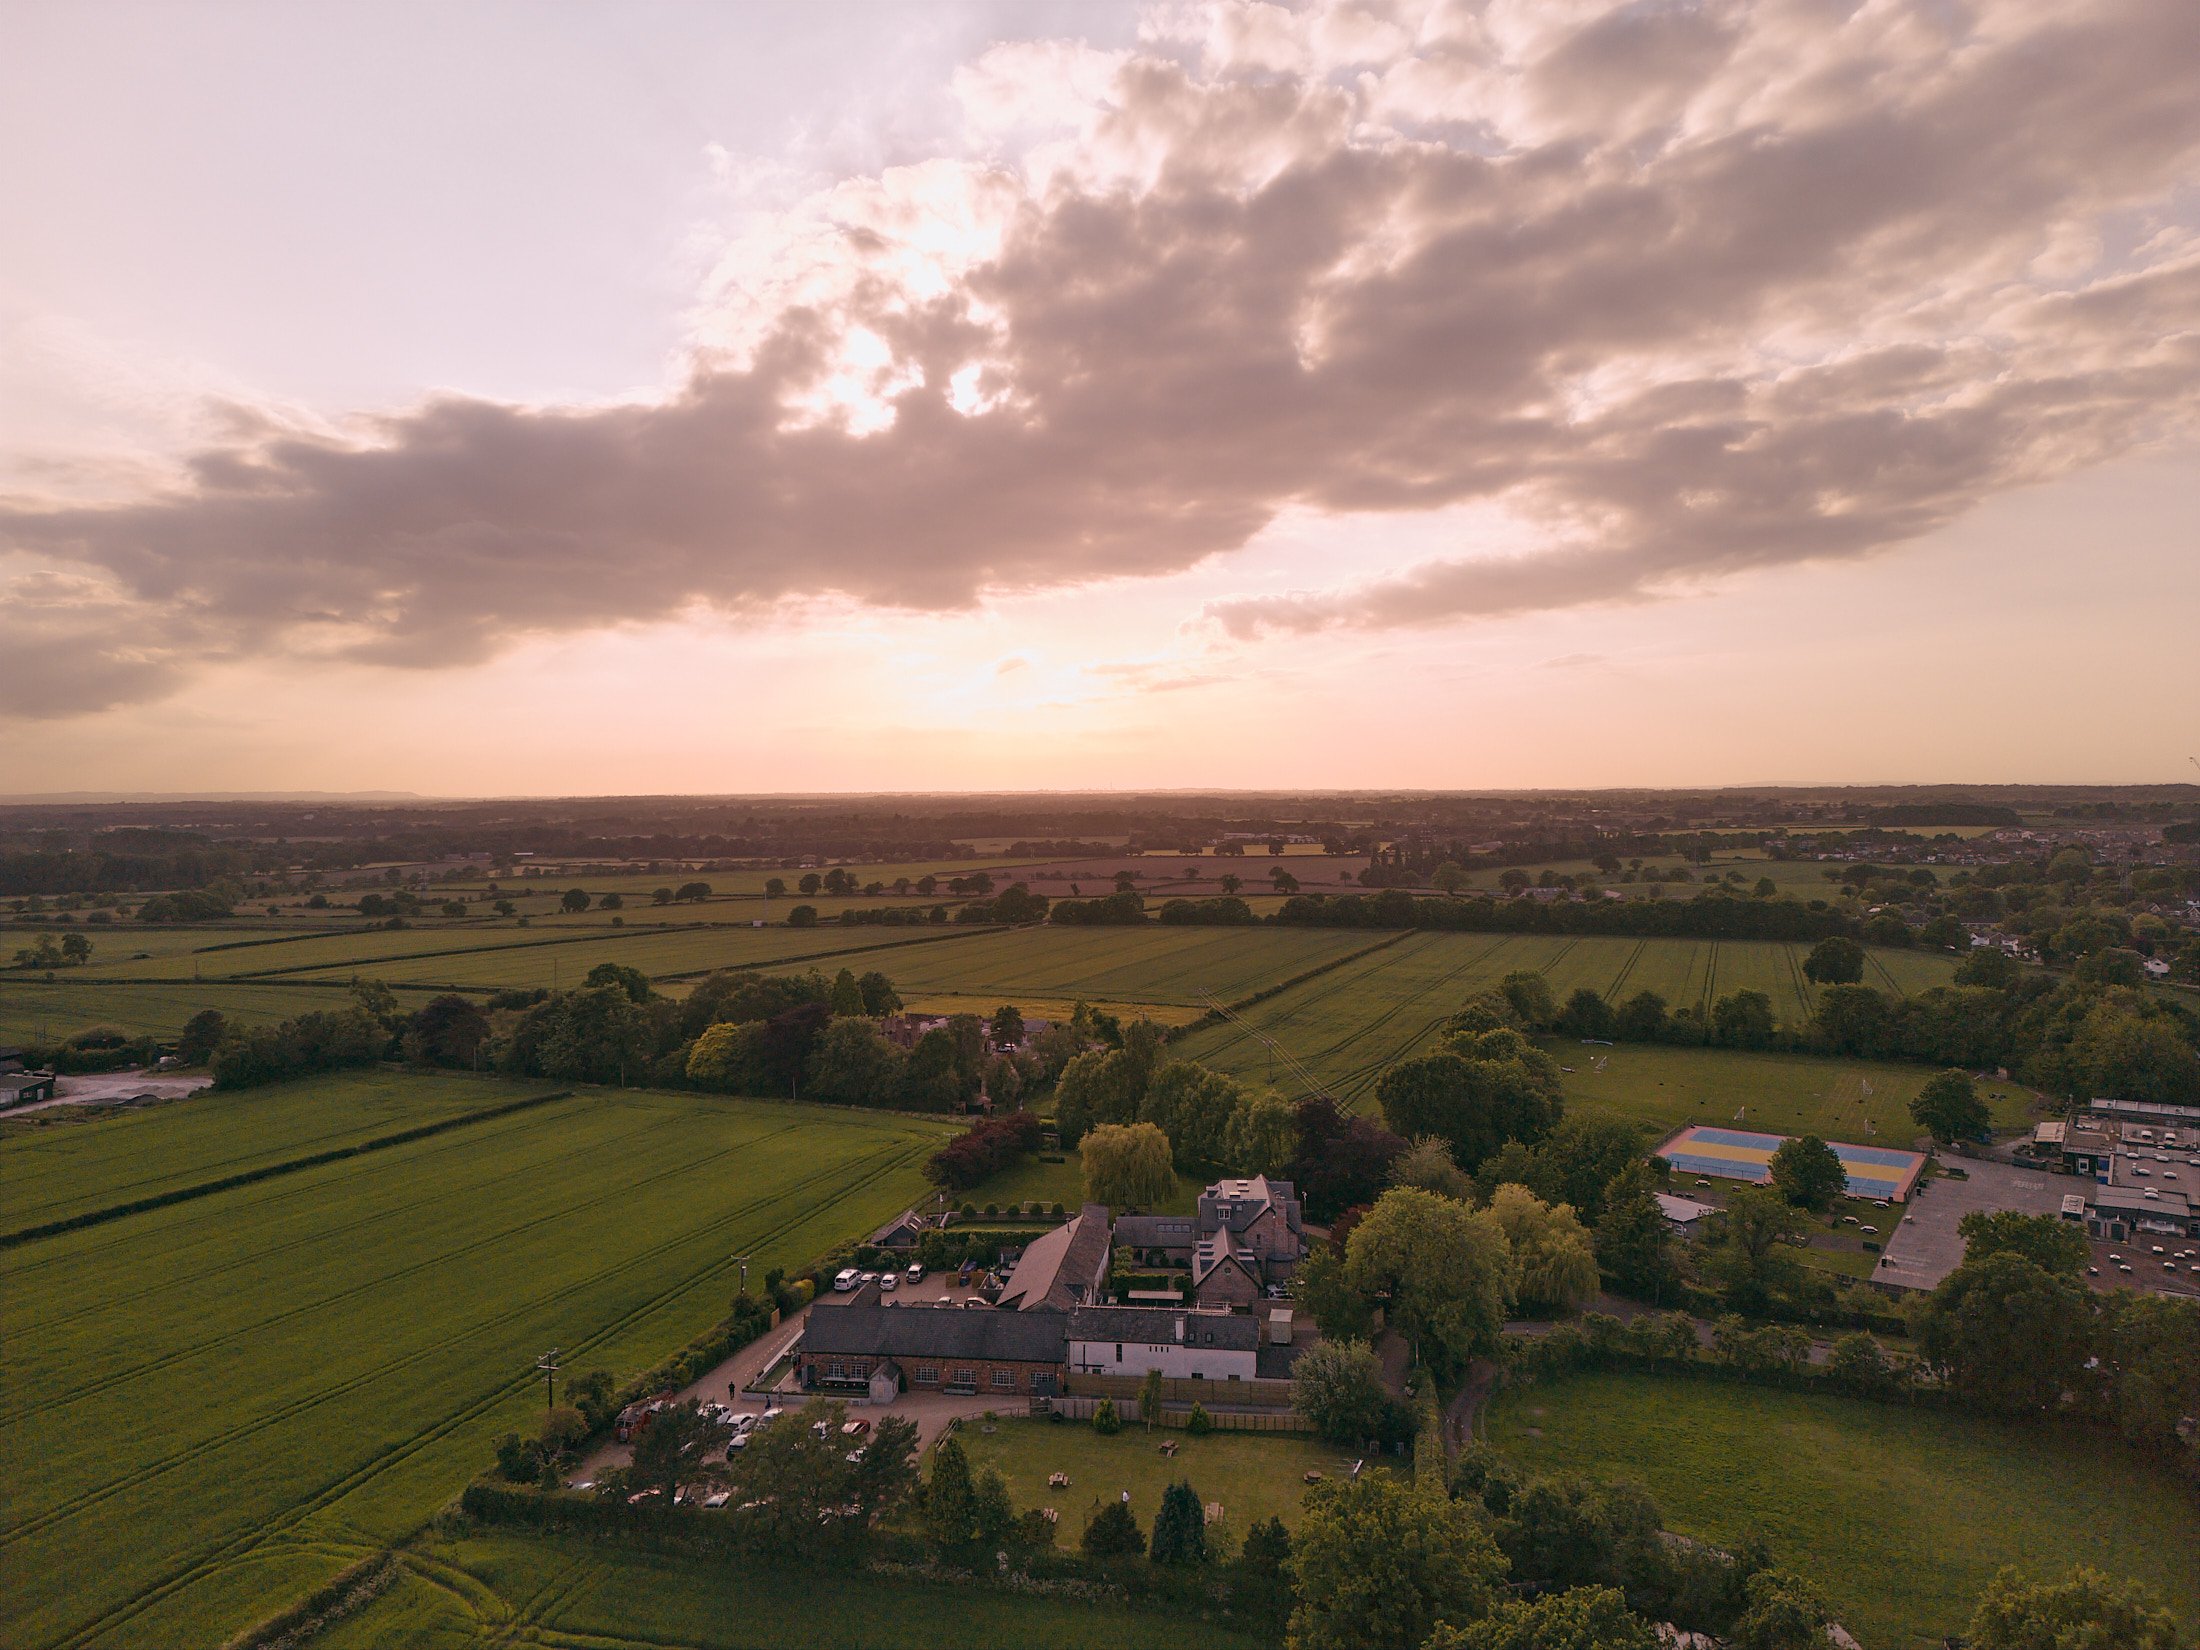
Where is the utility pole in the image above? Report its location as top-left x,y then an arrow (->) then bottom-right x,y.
536,1347 -> 561,1412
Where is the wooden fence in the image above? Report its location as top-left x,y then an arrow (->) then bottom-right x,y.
1063,1372 -> 1296,1409
1036,1395 -> 1307,1433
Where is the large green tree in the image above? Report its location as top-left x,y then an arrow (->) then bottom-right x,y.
1288,1338 -> 1389,1443
1967,1565 -> 2182,1650
804,1017 -> 907,1105
1343,1189 -> 1515,1374
1914,1252 -> 2095,1416
1955,1210 -> 2087,1276
1702,1185 -> 1806,1309
1592,1164 -> 1677,1298
1429,1587 -> 1655,1650
1149,1479 -> 1209,1565
1081,1121 -> 1176,1209
1768,1135 -> 1846,1210
1287,1474 -> 1504,1650
1909,1068 -> 1990,1145
1802,936 -> 1865,985
1488,1184 -> 1600,1314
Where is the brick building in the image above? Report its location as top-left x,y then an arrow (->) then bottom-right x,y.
796,1303 -> 1068,1399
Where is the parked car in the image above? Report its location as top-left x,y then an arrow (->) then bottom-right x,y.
842,1418 -> 871,1436
879,1271 -> 899,1292
905,1263 -> 926,1283
957,1260 -> 975,1287
834,1267 -> 860,1292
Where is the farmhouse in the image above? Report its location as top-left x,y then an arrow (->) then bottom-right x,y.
796,1302 -> 1067,1398
1066,1305 -> 1262,1380
993,1203 -> 1113,1310
1114,1176 -> 1306,1305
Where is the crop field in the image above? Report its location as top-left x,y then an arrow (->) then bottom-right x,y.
882,925 -> 1383,1020
0,977 -> 380,1043
1485,1372 -> 2200,1648
0,1071 -> 538,1232
1171,934 -> 1957,1109
308,1532 -> 1264,1650
0,1077 -> 952,1650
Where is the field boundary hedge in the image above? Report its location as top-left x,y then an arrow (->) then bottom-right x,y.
215,1550 -> 397,1650
1166,929 -> 1417,1040
0,1086 -> 574,1248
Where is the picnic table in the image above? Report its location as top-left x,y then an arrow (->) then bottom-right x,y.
1048,1472 -> 1070,1488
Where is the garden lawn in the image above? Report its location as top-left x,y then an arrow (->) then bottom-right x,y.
0,1071 -> 543,1231
1484,1372 -> 2200,1649
953,1416 -> 1356,1540
969,1151 -> 1204,1217
0,1081 -> 953,1650
308,1532 -> 1266,1650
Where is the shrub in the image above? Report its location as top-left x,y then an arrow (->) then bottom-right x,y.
1185,1402 -> 1212,1436
1093,1397 -> 1121,1436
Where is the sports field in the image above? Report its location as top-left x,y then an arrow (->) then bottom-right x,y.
1655,1124 -> 1927,1200
306,1531 -> 1264,1650
0,1076 -> 952,1650
1485,1372 -> 2200,1648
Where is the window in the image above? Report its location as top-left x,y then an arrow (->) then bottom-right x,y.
1115,1343 -> 1123,1362
952,1367 -> 975,1388
827,1360 -> 844,1379
915,1364 -> 938,1385
992,1368 -> 1014,1389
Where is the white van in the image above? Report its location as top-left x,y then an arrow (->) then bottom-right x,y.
833,1267 -> 861,1292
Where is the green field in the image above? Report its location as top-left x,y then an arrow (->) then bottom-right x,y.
0,977 -> 384,1042
0,1071 -> 544,1231
1484,1372 -> 2200,1649
1558,1044 -> 2035,1145
884,925 -> 1385,1021
1170,933 -> 1959,1110
0,1076 -> 952,1650
955,1415 -> 1352,1536
308,1531 -> 1263,1650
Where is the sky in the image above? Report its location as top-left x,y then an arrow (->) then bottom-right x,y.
3,0 -> 2197,794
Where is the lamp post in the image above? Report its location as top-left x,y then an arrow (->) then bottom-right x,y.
536,1347 -> 561,1412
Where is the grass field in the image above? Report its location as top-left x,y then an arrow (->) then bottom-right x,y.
967,1150 -> 1205,1216
1560,1044 -> 2035,1147
955,1415 -> 1353,1536
0,1076 -> 953,1650
0,1071 -> 542,1232
0,977 -> 388,1042
307,1531 -> 1265,1650
1484,1372 -> 2200,1649
1170,933 -> 1960,1111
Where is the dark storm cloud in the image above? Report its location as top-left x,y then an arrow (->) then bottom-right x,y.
5,0 -> 2197,714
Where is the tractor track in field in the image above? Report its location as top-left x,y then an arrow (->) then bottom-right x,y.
1785,945 -> 1816,1019
10,1111 -> 817,1420
1305,934 -> 1526,1104
1199,932 -> 1479,1090
39,1133 -> 937,1650
9,1128 -> 922,1563
1867,951 -> 1907,998
1604,939 -> 1650,1003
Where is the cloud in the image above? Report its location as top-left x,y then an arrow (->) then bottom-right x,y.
6,0 -> 2199,714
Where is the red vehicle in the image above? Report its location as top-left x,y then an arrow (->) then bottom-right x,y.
615,1394 -> 676,1443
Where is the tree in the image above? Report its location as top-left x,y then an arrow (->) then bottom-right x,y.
1081,1121 -> 1175,1209
1082,1497 -> 1144,1557
561,888 -> 591,913
1226,1088 -> 1301,1178
1054,1047 -> 1145,1146
829,967 -> 865,1016
624,1399 -> 729,1506
1430,1586 -> 1657,1650
1290,1339 -> 1389,1442
989,1003 -> 1025,1047
1220,873 -> 1243,895
1290,1244 -> 1373,1340
1909,1068 -> 1989,1145
1731,1569 -> 1834,1650
1289,1097 -> 1407,1220
408,993 -> 490,1066
1343,1188 -> 1515,1374
1557,989 -> 1617,1041
1968,1565 -> 2182,1650
177,1008 -> 228,1065
1957,1210 -> 2088,1276
1711,990 -> 1777,1050
1813,984 -> 1892,1056
804,1017 -> 907,1105
1488,1184 -> 1600,1314
1591,1163 -> 1676,1297
1287,1473 -> 1504,1650
1802,936 -> 1865,985
1703,1185 -> 1806,1308
1141,1061 -> 1250,1169
1768,1135 -> 1846,1211
1376,1050 -> 1559,1174
582,961 -> 653,1003
1140,1366 -> 1164,1431
1954,947 -> 2018,988
1614,991 -> 1670,1042
899,1027 -> 968,1110
1914,1251 -> 2094,1415
857,970 -> 901,1015
925,1435 -> 980,1553
2096,1291 -> 2200,1459
972,1466 -> 1016,1551
686,1020 -> 768,1092
787,903 -> 819,927
1092,1396 -> 1120,1435
1150,1479 -> 1208,1564
1391,1136 -> 1473,1200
